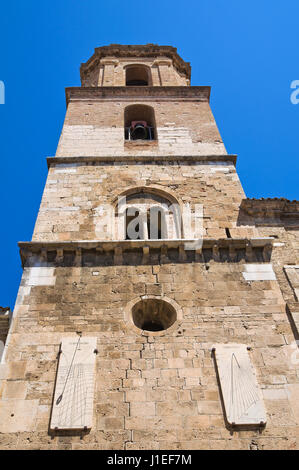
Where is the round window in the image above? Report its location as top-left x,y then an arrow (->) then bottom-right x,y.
132,298 -> 177,332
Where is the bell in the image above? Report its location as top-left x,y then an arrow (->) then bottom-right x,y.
131,123 -> 148,140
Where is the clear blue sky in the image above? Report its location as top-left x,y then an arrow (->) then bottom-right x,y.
0,1 -> 298,309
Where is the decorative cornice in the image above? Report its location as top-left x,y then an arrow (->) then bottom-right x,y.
18,238 -> 273,268
152,59 -> 173,67
240,198 -> 299,220
80,44 -> 191,83
65,86 -> 210,105
19,238 -> 273,250
47,155 -> 237,168
0,307 -> 10,315
99,58 -> 119,66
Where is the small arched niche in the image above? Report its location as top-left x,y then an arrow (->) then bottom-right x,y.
125,65 -> 151,86
124,104 -> 156,141
132,298 -> 177,332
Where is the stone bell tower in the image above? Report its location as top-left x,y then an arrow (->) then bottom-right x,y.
0,44 -> 298,450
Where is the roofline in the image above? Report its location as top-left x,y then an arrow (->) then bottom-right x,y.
80,44 -> 191,82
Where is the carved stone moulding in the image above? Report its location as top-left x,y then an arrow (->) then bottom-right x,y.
65,86 -> 211,106
18,238 -> 274,268
80,44 -> 192,83
46,154 -> 238,168
240,198 -> 299,224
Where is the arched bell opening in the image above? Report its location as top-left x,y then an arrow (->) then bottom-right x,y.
124,104 -> 157,141
125,65 -> 151,86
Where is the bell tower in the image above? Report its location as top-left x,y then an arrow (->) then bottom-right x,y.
55,44 -> 227,161
0,44 -> 299,450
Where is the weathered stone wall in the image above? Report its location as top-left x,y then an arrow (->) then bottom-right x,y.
56,100 -> 226,157
250,226 -> 299,306
32,161 -> 250,242
83,58 -> 189,87
238,202 -> 299,339
80,45 -> 191,87
0,252 -> 298,450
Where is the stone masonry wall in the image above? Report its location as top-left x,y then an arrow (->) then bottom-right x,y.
0,253 -> 299,450
237,204 -> 299,301
56,101 -> 226,157
237,206 -> 299,339
248,226 -> 299,306
86,59 -> 189,87
32,161 -> 251,242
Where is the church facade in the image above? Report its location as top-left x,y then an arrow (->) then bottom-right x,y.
0,44 -> 298,450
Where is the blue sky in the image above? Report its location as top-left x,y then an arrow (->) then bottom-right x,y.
0,1 -> 298,308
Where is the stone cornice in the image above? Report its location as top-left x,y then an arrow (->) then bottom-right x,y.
47,155 -> 237,168
0,307 -> 10,315
80,44 -> 191,82
19,238 -> 273,268
240,198 -> 299,219
65,86 -> 210,105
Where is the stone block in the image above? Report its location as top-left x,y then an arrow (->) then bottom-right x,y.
0,399 -> 39,433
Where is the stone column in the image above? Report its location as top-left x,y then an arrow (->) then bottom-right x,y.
153,58 -> 173,86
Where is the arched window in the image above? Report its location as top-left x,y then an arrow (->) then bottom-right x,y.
124,104 -> 156,141
125,65 -> 151,86
118,191 -> 181,240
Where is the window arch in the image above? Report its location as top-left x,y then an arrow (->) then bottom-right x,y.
124,104 -> 156,141
125,65 -> 152,86
116,190 -> 182,241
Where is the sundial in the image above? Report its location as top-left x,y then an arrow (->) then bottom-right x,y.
50,337 -> 97,430
213,344 -> 267,426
